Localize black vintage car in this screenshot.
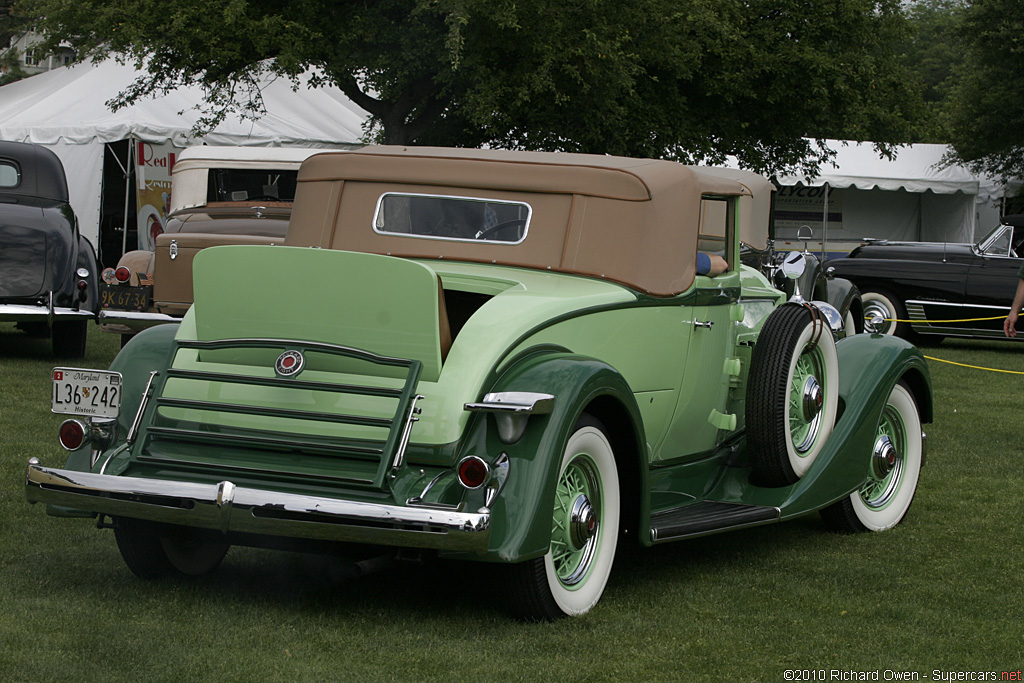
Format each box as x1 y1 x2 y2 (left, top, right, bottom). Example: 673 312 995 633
826 214 1024 342
0 140 98 357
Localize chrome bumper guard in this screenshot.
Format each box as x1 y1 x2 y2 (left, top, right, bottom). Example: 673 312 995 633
97 309 179 334
25 460 490 553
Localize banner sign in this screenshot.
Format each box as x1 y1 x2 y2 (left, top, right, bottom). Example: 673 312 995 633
134 141 182 251
773 185 843 237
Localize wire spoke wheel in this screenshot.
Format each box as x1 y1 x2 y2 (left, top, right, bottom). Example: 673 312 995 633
788 350 828 453
821 381 922 532
550 454 601 587
507 414 619 620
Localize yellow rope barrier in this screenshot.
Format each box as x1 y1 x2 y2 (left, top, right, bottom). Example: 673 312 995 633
923 355 1024 375
868 315 1023 374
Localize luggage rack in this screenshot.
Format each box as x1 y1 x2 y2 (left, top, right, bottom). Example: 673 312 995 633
132 338 424 490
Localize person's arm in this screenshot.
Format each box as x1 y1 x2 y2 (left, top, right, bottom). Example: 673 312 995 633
1005 278 1024 337
696 253 728 277
706 254 728 277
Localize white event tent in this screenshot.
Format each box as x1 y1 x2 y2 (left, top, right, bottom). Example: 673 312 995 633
0 58 369 250
770 140 1008 255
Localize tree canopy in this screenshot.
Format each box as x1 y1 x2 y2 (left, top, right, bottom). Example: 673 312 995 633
21 0 924 175
900 0 965 142
945 0 1024 180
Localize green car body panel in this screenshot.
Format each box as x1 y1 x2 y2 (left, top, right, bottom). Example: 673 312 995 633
27 146 933 617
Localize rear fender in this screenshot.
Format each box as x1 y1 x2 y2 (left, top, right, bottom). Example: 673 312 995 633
59 324 181 474
473 350 646 562
75 235 100 314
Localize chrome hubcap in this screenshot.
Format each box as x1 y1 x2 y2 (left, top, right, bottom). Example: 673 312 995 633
568 494 596 551
863 302 891 333
801 376 823 422
861 415 905 510
872 435 898 479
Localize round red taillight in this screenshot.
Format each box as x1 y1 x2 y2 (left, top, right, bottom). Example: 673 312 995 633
58 419 88 451
457 456 489 489
77 279 88 291
114 266 131 283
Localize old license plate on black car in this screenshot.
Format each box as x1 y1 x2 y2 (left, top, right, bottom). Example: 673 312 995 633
99 283 152 310
52 368 122 418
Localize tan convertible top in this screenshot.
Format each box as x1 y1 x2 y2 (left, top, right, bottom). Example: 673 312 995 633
287 146 770 296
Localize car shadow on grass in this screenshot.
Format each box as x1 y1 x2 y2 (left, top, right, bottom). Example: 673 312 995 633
0 322 54 359
37 512 842 622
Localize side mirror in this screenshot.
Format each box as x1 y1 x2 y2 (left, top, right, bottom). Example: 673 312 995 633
781 251 807 302
797 225 814 253
781 251 806 280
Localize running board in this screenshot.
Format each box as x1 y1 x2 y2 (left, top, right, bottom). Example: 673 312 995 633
650 501 780 543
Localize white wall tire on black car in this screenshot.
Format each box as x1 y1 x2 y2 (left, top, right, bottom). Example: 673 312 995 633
821 382 923 532
509 414 620 620
861 291 903 336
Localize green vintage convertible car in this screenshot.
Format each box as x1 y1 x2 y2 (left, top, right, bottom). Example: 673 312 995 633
28 147 930 620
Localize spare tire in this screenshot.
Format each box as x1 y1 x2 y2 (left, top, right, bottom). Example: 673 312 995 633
747 304 839 486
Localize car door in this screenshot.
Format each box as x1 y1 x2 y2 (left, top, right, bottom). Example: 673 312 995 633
658 298 735 460
963 225 1023 337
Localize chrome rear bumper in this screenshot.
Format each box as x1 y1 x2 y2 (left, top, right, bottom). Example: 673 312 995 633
97 309 179 335
0 303 95 322
25 460 490 553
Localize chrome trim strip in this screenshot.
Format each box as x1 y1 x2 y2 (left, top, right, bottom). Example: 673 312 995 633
407 471 462 511
485 452 510 509
98 443 128 475
98 310 179 326
25 462 490 552
127 371 159 445
905 299 1010 312
905 300 1010 337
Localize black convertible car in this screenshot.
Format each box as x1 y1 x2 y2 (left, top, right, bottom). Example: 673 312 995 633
0 140 98 357
826 215 1024 342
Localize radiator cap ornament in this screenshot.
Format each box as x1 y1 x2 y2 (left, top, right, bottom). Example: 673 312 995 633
275 350 305 377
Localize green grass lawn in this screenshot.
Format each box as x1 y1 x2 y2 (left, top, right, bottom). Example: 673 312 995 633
1 323 1022 682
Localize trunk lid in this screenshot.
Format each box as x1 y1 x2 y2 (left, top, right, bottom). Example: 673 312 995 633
129 245 446 490
0 199 64 298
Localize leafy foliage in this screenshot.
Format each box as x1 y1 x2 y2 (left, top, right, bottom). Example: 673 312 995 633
946 0 1024 179
20 0 924 175
2 0 44 85
0 47 28 86
900 0 966 142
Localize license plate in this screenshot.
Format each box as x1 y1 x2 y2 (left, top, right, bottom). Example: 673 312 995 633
52 368 123 418
100 284 152 310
